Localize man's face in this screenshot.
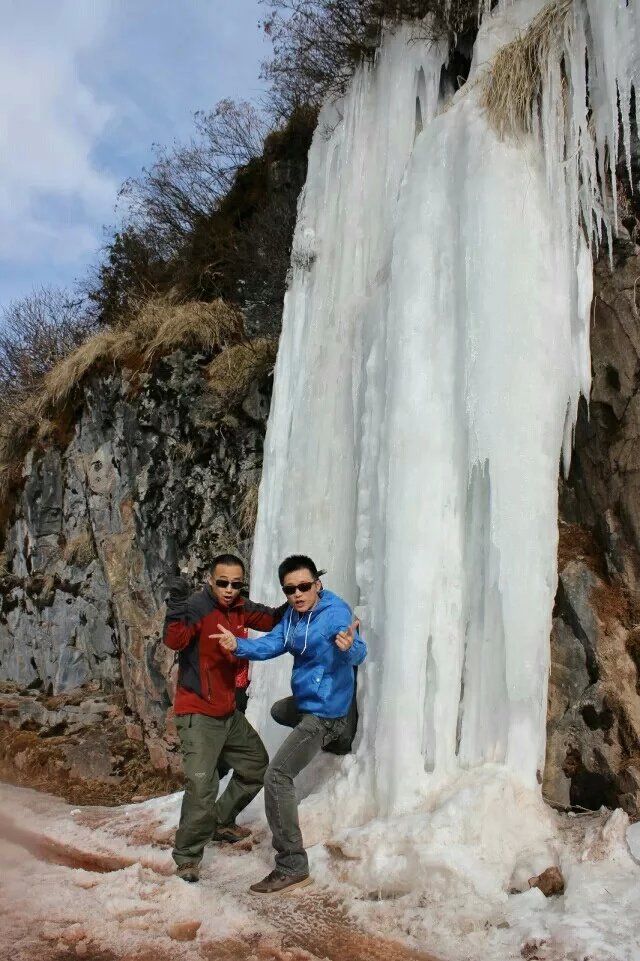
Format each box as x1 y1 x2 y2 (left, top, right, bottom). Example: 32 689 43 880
282 568 321 614
208 563 245 608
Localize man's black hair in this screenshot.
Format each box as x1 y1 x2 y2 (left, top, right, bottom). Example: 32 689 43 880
211 553 246 575
278 554 326 585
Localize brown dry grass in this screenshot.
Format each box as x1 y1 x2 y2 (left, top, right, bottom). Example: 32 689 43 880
0 296 247 522
41 330 135 408
481 0 573 138
63 529 96 568
40 297 244 411
238 482 260 536
138 297 244 361
205 336 277 409
557 521 606 577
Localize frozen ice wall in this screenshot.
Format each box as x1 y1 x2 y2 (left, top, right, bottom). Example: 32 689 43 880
247 0 639 844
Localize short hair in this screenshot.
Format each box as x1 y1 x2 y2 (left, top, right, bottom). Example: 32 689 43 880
278 554 326 585
211 553 245 575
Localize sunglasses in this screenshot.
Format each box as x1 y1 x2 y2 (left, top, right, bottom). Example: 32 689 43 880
282 580 317 596
214 578 245 590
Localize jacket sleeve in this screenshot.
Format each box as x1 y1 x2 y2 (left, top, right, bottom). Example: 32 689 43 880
235 615 288 661
340 631 367 666
243 599 289 632
163 619 198 652
162 592 203 652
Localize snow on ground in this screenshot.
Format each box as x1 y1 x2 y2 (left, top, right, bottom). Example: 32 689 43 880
1 782 639 961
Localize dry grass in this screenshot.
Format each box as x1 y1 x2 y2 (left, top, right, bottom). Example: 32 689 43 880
0 296 248 526
205 337 277 410
39 297 245 412
557 521 606 577
137 297 244 362
481 0 572 138
63 529 96 568
41 330 135 408
238 482 260 536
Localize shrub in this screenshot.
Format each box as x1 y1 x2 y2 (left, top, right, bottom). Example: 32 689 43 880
260 0 481 111
118 101 269 260
0 288 95 409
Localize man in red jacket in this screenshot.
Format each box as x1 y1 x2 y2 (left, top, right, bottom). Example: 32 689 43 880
163 553 285 882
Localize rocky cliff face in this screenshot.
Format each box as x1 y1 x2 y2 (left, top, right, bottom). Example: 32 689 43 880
0 348 271 787
546 245 640 817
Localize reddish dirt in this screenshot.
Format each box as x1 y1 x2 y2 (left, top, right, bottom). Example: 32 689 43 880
247 890 442 961
1 777 444 961
0 810 133 874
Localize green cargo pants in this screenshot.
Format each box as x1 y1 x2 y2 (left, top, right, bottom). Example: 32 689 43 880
172 711 268 867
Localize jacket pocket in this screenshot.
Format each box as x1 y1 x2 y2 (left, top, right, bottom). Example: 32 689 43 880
292 664 324 700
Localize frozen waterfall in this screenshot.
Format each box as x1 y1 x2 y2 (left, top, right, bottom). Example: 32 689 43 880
246 0 640 880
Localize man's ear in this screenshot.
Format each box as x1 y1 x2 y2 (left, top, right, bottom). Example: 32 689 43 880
317 579 323 591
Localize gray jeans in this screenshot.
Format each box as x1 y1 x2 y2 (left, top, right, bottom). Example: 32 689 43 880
266 697 346 876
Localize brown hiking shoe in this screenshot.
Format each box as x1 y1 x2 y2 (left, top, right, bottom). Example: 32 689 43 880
176 862 200 883
212 823 252 844
249 870 312 895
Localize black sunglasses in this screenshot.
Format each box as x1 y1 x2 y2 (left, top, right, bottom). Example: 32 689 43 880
214 578 245 590
282 580 317 596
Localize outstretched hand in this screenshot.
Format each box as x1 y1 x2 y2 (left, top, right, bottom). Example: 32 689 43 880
335 619 359 651
210 624 238 652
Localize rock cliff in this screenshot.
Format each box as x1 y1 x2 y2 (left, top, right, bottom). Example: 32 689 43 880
0 347 271 791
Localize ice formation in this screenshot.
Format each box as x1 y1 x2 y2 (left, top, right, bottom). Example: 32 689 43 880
246 0 640 888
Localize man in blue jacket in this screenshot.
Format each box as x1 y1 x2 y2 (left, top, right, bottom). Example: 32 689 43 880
214 554 367 895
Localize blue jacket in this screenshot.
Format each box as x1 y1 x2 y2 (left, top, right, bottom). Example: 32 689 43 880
234 590 367 718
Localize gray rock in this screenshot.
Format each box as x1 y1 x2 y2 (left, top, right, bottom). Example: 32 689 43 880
0 348 272 749
64 732 118 782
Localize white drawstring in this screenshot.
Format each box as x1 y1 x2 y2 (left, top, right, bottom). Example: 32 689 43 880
302 611 312 655
284 610 295 650
285 608 313 654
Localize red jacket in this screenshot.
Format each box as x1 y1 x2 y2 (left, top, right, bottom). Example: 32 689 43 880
163 586 285 717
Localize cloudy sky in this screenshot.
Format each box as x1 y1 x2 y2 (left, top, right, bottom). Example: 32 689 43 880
0 0 269 313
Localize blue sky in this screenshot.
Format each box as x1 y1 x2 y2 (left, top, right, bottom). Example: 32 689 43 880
0 0 269 313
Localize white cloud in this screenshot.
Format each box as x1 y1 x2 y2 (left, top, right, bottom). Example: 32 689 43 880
0 1 116 266
0 0 269 307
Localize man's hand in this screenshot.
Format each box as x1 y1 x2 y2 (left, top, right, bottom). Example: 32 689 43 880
335 619 359 652
166 574 190 605
211 624 238 653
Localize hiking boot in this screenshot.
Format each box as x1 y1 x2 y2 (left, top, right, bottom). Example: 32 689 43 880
249 870 312 895
176 862 200 883
212 823 252 844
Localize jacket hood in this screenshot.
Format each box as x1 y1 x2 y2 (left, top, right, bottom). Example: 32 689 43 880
292 589 342 619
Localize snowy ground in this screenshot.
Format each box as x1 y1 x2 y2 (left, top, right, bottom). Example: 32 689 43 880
1 782 639 961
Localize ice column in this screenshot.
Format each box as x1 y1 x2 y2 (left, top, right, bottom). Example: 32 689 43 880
247 0 636 823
